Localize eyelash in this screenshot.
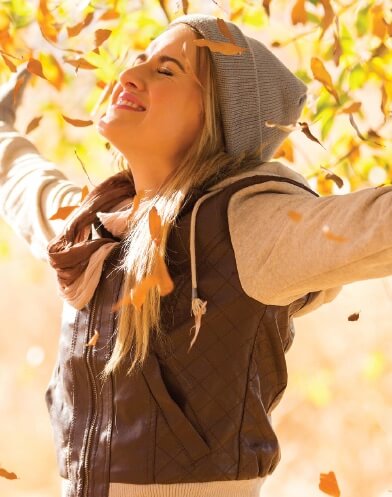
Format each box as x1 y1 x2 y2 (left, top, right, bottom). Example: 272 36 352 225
131 60 173 77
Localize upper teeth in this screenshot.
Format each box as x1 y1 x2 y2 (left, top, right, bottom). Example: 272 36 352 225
117 98 144 111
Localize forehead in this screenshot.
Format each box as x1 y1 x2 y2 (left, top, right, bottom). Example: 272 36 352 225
147 24 198 64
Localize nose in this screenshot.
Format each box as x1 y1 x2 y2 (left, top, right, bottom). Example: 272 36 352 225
118 64 146 92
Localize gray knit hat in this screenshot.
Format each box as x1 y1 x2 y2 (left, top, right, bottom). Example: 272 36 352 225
169 14 307 161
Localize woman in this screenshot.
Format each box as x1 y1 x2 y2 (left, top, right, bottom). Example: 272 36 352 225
1 12 392 497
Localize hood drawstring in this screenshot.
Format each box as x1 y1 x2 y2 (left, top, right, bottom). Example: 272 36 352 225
188 189 221 352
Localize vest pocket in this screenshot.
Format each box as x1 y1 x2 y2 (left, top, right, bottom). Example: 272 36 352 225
142 353 210 462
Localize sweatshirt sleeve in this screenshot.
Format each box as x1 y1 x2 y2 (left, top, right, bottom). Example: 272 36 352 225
0 121 82 261
227 175 392 316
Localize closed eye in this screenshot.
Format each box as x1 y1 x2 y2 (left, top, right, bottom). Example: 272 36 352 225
157 68 173 76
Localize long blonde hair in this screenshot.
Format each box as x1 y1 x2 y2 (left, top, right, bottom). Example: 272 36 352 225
100 24 264 380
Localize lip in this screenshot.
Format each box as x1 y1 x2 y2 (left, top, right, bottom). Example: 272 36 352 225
117 91 146 110
112 103 145 112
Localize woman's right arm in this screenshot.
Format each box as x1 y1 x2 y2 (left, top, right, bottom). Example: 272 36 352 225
0 120 82 261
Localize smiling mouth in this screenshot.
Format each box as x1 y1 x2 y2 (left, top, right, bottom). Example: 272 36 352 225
113 103 145 112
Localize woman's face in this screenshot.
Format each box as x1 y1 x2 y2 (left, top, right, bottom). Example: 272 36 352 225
98 24 204 169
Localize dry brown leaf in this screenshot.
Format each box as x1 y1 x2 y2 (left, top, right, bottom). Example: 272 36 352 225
291 0 307 25
0 467 18 480
27 58 47 80
311 57 340 104
321 166 344 189
193 39 247 56
263 0 272 16
1 53 16 72
298 122 326 149
216 18 235 45
49 205 78 220
61 114 93 127
319 471 341 497
348 114 367 141
348 312 360 321
181 0 189 15
319 0 335 38
322 224 348 243
86 329 99 347
94 29 112 48
287 210 302 222
67 11 94 38
25 115 43 134
149 207 162 246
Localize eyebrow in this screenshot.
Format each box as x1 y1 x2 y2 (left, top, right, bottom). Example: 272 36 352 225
133 53 186 73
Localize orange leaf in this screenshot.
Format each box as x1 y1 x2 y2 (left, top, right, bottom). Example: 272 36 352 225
94 29 112 48
66 11 94 38
291 0 307 25
86 329 99 347
319 471 341 497
273 138 294 162
49 205 78 220
287 210 302 222
322 225 348 243
37 0 59 44
193 39 247 56
339 101 362 114
311 57 340 104
25 115 43 134
131 275 156 310
321 166 344 189
63 57 97 70
153 251 174 296
61 114 93 127
148 207 162 246
99 10 120 21
80 185 89 201
112 293 133 312
0 467 18 480
1 53 16 72
348 312 360 321
216 18 235 45
27 58 47 80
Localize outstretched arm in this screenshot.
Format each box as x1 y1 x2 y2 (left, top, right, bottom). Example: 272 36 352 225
0 67 82 261
228 168 392 316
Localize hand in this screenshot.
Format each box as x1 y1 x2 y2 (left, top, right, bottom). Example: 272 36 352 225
0 62 32 126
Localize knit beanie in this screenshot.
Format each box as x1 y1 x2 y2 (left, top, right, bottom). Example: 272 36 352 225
169 14 307 161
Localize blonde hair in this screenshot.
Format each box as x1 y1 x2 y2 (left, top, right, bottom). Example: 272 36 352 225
100 24 264 381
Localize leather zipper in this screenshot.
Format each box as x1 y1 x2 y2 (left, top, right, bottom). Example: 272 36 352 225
81 290 99 497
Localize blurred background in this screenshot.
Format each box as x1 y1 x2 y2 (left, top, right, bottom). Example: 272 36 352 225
0 0 391 496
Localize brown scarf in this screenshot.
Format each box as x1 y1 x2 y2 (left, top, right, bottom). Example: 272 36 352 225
47 171 136 309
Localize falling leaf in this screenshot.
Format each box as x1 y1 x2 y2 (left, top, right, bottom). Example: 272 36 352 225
298 122 326 149
149 207 162 246
264 120 297 133
61 115 93 127
273 138 294 162
66 11 94 38
80 185 89 201
1 53 16 72
291 0 307 25
25 115 43 134
339 101 362 114
348 312 360 321
49 205 79 220
319 0 335 38
27 58 47 80
348 114 367 141
311 57 340 104
216 18 235 45
112 292 133 312
263 0 272 16
370 4 388 40
321 166 344 188
63 57 98 70
153 251 174 296
181 0 189 15
37 0 60 44
287 210 302 222
130 274 156 310
99 10 120 21
86 329 99 347
94 29 111 48
0 467 18 480
322 224 348 243
319 471 341 497
193 39 247 56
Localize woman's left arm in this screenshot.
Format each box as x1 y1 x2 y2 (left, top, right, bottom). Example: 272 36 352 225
228 179 392 314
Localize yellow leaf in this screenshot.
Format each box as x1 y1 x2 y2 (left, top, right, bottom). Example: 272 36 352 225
63 57 98 70
311 57 340 104
273 138 294 162
319 471 340 497
1 53 16 72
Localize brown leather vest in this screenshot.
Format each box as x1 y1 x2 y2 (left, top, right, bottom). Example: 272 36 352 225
44 174 319 497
